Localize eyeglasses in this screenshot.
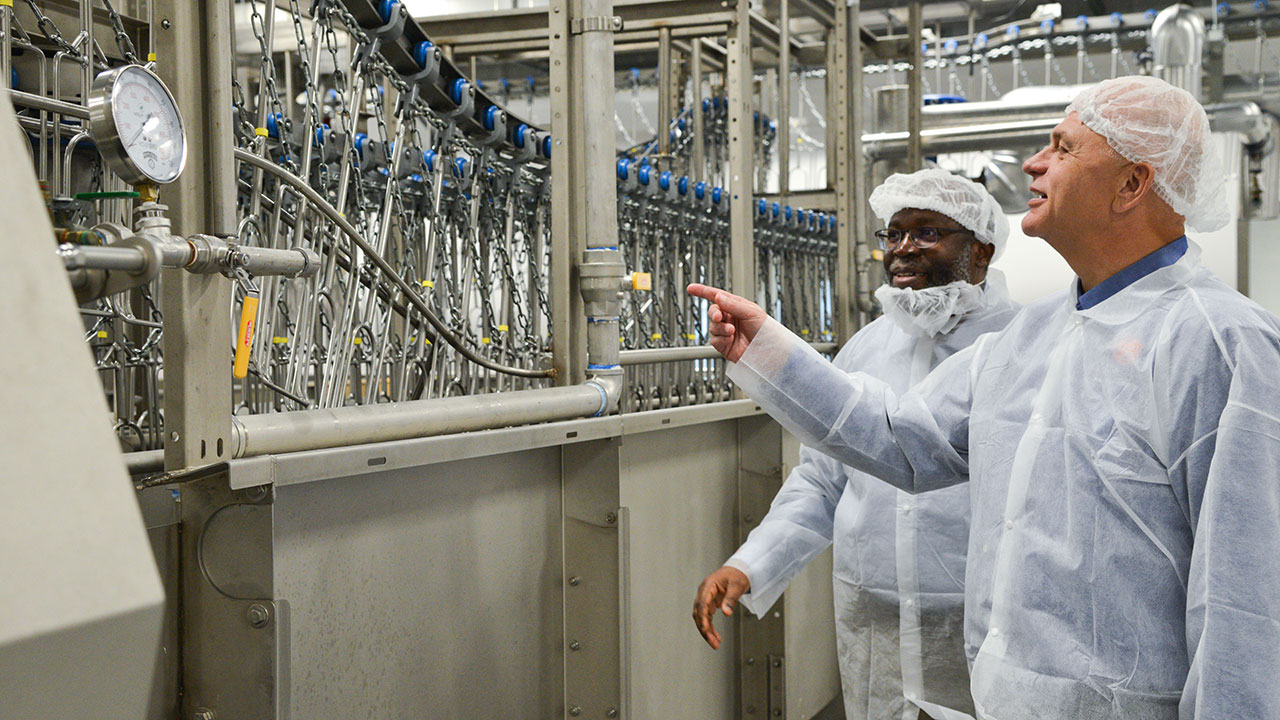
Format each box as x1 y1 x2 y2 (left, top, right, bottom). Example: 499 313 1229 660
874 226 973 251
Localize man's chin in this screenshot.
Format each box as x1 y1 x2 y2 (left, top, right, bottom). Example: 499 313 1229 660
1020 214 1046 238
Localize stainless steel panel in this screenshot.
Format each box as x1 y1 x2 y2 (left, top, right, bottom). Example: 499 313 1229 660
272 449 564 719
779 430 841 719
620 420 742 720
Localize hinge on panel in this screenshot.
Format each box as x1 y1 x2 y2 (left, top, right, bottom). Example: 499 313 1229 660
570 15 623 34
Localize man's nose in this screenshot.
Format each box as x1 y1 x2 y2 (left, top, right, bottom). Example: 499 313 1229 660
891 238 922 258
1023 147 1047 176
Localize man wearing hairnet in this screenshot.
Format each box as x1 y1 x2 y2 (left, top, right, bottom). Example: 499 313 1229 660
688 75 1280 718
692 169 1019 720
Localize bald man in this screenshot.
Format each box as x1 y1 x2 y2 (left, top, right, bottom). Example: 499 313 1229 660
689 76 1280 718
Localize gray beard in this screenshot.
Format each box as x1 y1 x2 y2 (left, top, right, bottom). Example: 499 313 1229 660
946 243 974 284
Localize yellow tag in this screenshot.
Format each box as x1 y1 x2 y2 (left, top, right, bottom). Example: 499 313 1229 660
871 249 885 261
0 1 14 7
352 337 362 344
424 338 432 345
147 52 157 62
620 336 626 343
421 280 434 288
254 127 270 137
684 333 697 340
96 330 108 339
272 336 289 344
497 324 509 332
481 337 491 344
801 329 810 335
233 293 260 380
631 272 652 291
650 333 662 341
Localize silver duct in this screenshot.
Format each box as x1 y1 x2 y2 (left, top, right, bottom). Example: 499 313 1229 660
1151 4 1206 100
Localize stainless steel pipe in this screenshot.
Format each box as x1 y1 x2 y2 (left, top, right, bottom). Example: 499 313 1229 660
60 234 320 278
863 118 1061 160
619 342 839 365
61 244 149 272
866 101 1275 160
231 383 612 457
7 89 91 119
920 98 1073 129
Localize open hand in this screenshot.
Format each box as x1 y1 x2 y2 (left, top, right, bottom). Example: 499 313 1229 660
692 565 751 650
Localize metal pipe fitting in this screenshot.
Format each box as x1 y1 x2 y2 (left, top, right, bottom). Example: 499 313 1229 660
1207 101 1273 151
585 372 624 417
1151 4 1206 100
183 234 320 279
579 246 626 373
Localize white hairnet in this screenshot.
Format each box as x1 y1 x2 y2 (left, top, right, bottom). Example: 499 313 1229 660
868 168 1010 261
1067 75 1230 233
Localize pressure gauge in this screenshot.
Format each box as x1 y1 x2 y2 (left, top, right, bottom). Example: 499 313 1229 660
88 65 187 186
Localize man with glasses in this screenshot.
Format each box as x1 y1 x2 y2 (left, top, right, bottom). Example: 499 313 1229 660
693 168 1018 720
689 75 1280 718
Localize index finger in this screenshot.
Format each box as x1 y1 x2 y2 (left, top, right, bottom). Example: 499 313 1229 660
686 283 724 303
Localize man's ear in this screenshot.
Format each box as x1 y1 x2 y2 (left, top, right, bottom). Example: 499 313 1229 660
1113 162 1157 214
972 239 995 271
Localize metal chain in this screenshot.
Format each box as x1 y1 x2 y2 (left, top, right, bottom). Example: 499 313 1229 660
23 0 81 56
99 0 140 65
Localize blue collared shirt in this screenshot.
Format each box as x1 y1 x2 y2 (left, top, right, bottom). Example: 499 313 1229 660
1076 236 1188 311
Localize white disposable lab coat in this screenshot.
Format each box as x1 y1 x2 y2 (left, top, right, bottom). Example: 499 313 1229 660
727 242 1280 719
727 272 1018 720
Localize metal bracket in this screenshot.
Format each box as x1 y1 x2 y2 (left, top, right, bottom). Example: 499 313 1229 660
767 654 787 718
570 15 623 34
179 471 282 719
868 35 912 60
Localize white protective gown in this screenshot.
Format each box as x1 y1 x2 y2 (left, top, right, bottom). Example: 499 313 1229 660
726 242 1280 719
726 273 1018 720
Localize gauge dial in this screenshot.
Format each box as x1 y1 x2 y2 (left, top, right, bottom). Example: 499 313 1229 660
88 65 188 186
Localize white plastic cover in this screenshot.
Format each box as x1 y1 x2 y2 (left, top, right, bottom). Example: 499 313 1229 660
727 276 1018 720
874 270 1006 338
726 241 1280 718
868 167 1011 261
1067 75 1230 232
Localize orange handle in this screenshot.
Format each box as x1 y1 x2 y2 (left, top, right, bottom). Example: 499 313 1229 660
233 292 260 379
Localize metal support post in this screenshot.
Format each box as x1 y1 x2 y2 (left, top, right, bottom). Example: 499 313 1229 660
726 0 754 299
850 0 871 321
824 27 839 192
549 0 585 384
907 0 924 171
658 26 673 169
691 39 705 183
778 0 791 197
153 0 236 471
562 438 628 720
832 0 863 339
1 2 11 90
